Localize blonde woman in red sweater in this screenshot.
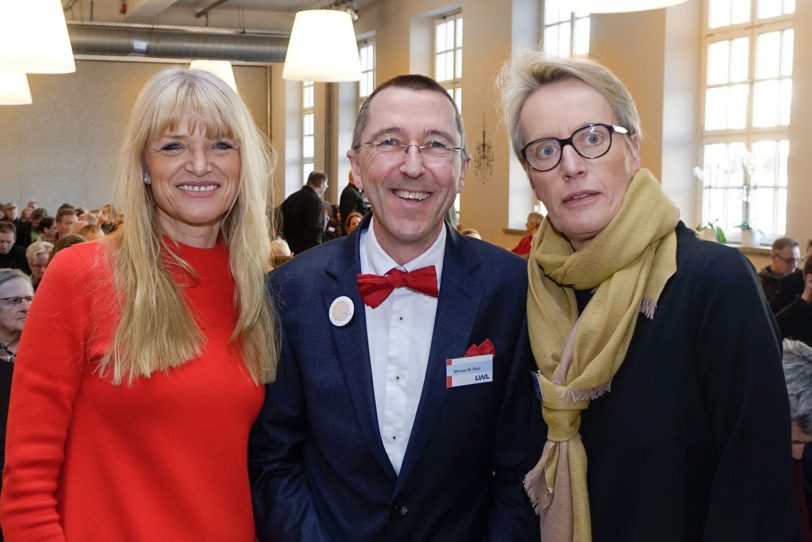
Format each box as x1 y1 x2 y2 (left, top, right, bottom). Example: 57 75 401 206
0 68 278 541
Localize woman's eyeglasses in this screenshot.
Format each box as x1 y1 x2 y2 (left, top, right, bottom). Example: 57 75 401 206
521 123 629 172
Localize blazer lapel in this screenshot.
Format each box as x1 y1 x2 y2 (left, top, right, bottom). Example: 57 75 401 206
324 224 397 480
395 228 483 491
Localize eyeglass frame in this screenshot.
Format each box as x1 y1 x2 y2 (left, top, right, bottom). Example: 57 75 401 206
359 138 464 161
0 296 33 308
773 254 803 266
520 123 630 173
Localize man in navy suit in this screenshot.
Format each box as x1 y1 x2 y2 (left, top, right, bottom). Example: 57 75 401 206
250 74 535 541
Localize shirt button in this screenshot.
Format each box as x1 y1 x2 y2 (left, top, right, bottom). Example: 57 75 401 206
394 503 408 517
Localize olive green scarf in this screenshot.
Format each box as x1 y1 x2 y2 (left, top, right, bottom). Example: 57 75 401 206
524 169 680 541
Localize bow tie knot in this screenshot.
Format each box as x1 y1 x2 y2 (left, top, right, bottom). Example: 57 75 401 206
357 266 438 308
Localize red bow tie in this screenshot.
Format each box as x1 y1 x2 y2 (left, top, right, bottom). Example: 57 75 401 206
357 266 439 308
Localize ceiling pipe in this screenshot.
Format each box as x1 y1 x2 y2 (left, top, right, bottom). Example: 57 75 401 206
66 21 289 63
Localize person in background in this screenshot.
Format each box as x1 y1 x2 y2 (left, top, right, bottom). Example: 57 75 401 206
0 67 278 540
28 209 46 244
34 216 57 244
279 170 328 255
0 269 33 513
781 339 812 541
269 238 292 269
343 210 363 235
14 206 32 249
760 236 805 314
460 227 483 240
322 202 342 242
250 74 534 541
511 211 543 257
0 224 30 275
24 241 52 291
53 207 77 241
777 256 812 346
339 170 371 227
499 51 795 541
78 223 104 241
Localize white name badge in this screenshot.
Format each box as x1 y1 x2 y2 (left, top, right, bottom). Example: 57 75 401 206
445 354 494 388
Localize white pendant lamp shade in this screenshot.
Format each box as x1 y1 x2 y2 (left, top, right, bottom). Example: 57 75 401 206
0 71 32 105
569 0 688 13
190 60 239 93
0 0 76 73
283 10 362 82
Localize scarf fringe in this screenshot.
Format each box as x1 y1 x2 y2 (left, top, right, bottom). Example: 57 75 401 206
563 380 612 403
641 297 657 319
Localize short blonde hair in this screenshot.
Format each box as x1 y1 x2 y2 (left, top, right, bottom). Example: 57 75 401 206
498 51 641 163
107 67 278 385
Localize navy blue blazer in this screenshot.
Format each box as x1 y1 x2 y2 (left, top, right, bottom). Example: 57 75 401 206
249 220 535 541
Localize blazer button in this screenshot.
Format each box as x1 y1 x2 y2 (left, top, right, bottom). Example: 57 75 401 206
394 503 408 517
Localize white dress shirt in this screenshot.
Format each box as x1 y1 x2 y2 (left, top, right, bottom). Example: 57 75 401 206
359 219 445 474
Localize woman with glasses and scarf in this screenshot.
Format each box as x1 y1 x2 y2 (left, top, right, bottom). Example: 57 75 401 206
0 68 278 540
499 51 796 541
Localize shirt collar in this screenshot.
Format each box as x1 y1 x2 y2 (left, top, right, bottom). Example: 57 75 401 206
360 218 446 282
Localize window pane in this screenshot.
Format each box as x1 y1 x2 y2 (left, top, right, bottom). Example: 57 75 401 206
756 31 780 79
435 23 446 52
753 80 779 127
303 113 313 135
456 18 463 48
731 0 750 24
455 49 463 79
709 0 731 28
727 83 748 129
558 22 572 57
704 87 728 130
757 0 780 19
544 26 560 55
729 37 749 82
750 187 773 230
707 41 730 84
573 17 590 56
303 82 314 108
751 140 776 186
779 79 792 125
545 0 565 24
446 21 455 50
303 162 314 184
303 135 314 159
781 29 794 76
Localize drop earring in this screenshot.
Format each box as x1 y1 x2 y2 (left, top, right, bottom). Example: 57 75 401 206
143 173 151 185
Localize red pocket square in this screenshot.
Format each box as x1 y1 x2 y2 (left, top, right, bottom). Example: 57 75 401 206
464 339 495 357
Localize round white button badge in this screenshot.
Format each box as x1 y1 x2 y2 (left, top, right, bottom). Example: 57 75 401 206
329 296 354 327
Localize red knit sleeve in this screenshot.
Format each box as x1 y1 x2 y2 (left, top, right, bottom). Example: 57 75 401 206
0 243 108 540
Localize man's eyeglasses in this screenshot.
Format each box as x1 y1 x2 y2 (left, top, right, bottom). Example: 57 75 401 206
774 255 803 266
0 296 33 308
521 123 630 172
361 138 463 163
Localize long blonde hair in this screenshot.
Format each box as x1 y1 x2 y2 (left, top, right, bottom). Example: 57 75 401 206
104 67 277 386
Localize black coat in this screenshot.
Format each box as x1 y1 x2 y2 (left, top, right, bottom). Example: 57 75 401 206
280 185 325 255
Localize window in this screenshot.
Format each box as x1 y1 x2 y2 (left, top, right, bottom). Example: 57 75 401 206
699 0 794 239
543 1 590 57
434 13 462 107
358 40 375 104
434 12 462 222
302 80 315 184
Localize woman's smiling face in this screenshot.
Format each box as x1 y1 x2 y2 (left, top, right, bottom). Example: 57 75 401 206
143 112 241 247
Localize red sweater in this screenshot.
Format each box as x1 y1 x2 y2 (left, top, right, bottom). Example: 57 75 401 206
0 240 264 541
